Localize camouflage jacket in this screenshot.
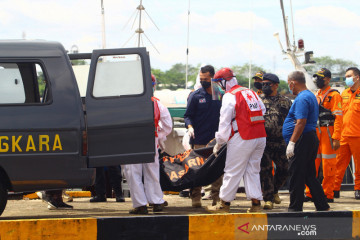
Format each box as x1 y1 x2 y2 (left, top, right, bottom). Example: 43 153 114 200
260 94 292 141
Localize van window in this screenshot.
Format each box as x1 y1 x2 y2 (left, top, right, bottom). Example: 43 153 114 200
92 54 144 98
0 62 50 104
72 63 90 97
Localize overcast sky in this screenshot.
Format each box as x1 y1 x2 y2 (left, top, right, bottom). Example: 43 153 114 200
1 0 360 80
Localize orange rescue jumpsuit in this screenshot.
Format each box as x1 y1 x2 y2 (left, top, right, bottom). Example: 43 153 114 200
334 87 360 191
305 86 342 199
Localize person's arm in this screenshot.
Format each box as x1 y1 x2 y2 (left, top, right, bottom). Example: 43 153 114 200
184 92 196 128
286 96 309 159
331 93 343 150
215 93 235 145
289 119 307 143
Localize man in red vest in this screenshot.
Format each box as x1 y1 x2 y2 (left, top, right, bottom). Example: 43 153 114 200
206 68 267 213
123 74 173 214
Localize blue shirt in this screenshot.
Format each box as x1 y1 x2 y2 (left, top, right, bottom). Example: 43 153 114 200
184 88 222 145
282 90 318 144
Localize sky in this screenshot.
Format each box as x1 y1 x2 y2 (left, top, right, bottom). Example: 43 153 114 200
1 0 360 80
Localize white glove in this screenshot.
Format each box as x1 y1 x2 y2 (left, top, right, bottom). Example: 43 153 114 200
159 141 166 153
213 143 222 157
286 141 295 159
188 127 195 139
182 133 191 151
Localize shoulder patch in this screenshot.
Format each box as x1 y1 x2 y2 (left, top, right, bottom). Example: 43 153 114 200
199 98 206 103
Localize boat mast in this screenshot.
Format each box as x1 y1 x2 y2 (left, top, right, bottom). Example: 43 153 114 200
277 0 316 91
185 0 190 89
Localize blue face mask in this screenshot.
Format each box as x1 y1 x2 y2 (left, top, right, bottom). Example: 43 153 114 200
346 77 354 87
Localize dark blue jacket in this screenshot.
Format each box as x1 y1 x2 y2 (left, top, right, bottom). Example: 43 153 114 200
184 88 221 145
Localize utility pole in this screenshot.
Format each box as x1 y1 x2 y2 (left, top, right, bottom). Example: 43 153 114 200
101 0 106 49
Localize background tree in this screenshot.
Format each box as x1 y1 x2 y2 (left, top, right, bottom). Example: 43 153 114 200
230 63 267 88
71 59 87 65
152 63 198 90
304 56 358 77
153 62 291 94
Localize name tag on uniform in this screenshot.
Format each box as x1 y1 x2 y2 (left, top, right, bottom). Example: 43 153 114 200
199 98 206 103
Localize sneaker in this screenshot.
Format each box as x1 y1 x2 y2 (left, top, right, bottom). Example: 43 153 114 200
48 201 73 210
115 196 125 202
334 190 340 198
129 206 148 214
263 201 273 210
205 200 230 213
153 204 163 212
90 196 107 202
273 193 281 204
355 190 360 200
179 190 190 198
62 191 73 202
247 203 261 213
192 199 202 208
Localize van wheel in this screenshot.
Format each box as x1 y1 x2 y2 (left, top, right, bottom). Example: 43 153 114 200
0 181 7 216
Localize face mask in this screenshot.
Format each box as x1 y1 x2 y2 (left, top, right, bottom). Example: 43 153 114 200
346 77 354 87
200 81 211 89
315 78 325 89
262 85 273 95
254 82 262 90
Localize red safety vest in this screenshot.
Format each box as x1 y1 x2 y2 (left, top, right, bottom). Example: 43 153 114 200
228 85 266 140
151 97 160 137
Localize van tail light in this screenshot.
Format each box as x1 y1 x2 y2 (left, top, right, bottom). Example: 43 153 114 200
82 131 88 156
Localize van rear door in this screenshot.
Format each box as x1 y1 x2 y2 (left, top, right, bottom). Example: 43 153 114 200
85 48 155 167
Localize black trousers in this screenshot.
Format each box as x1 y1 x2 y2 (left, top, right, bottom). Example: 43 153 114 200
288 131 329 211
95 166 123 197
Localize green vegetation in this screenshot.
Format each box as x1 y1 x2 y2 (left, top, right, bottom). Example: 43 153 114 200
304 56 358 77
152 63 290 94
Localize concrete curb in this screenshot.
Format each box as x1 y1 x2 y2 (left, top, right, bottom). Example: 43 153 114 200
0 211 359 239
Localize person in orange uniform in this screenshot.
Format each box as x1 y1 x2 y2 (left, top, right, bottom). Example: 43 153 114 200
334 67 360 200
253 71 266 95
304 68 342 203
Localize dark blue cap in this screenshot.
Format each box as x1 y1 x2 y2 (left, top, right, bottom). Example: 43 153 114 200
263 73 280 83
